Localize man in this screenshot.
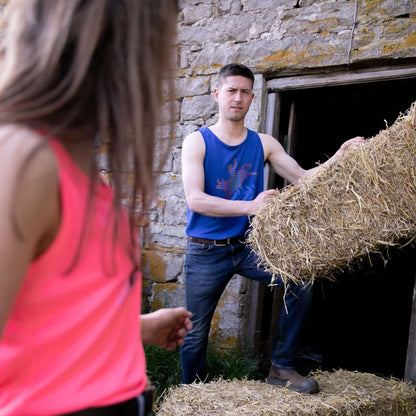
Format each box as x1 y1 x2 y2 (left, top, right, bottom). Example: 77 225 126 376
180 63 363 394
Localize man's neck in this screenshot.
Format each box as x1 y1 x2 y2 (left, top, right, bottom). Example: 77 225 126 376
210 120 247 145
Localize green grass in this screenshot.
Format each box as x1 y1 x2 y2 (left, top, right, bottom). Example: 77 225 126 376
144 343 265 401
144 345 182 399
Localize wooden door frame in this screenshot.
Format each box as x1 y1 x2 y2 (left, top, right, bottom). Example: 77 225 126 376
246 63 416 383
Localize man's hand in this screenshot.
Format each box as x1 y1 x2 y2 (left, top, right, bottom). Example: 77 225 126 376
141 307 193 351
249 189 277 214
336 136 365 158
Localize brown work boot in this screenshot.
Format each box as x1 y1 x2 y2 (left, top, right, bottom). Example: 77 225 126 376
267 365 320 394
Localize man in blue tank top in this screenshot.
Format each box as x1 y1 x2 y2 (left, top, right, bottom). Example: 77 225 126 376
180 63 363 394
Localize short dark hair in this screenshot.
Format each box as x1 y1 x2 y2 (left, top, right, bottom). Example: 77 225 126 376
217 63 255 88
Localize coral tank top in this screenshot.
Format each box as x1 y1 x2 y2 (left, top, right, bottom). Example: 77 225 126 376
0 139 147 415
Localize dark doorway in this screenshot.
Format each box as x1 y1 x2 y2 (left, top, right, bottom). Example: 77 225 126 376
261 75 416 380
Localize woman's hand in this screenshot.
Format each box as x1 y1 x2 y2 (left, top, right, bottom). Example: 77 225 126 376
141 307 193 351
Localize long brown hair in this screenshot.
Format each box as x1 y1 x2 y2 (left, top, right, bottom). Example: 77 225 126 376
0 0 178 216
0 0 178 262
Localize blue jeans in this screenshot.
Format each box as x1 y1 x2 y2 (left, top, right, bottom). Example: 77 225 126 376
180 239 313 384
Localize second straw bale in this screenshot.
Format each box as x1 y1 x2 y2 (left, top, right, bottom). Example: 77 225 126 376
248 102 416 285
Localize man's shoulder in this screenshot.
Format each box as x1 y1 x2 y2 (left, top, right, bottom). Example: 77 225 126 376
184 129 204 143
256 132 285 160
246 129 267 139
249 131 272 147
182 129 206 156
255 131 271 139
256 132 277 144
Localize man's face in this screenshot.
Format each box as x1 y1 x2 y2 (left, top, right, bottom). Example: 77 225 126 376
214 75 254 122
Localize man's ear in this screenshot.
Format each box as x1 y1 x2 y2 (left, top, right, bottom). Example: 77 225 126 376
213 88 219 102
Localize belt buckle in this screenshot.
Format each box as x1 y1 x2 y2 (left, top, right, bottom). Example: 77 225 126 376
214 238 230 247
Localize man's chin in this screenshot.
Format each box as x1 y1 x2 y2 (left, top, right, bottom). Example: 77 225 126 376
227 114 246 122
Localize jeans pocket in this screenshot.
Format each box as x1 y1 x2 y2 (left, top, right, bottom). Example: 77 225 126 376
187 241 211 252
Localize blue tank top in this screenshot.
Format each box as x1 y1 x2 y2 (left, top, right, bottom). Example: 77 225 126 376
186 127 264 239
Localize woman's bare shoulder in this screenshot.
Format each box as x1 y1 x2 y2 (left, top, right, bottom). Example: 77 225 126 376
0 124 57 176
0 124 60 243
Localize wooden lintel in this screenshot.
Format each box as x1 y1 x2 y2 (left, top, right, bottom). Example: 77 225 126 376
267 66 416 91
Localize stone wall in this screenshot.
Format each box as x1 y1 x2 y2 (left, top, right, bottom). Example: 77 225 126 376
141 0 416 349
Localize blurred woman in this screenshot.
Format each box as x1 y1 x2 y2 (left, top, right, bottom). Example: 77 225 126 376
0 1 191 415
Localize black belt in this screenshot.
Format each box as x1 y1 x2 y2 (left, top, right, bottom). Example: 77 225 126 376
60 388 154 416
188 235 245 246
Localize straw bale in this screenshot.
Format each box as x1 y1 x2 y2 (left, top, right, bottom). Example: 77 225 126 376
156 370 416 416
247 102 416 285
